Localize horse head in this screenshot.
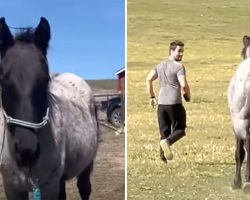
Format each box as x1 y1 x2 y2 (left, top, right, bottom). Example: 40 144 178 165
242 35 250 59
0 17 51 167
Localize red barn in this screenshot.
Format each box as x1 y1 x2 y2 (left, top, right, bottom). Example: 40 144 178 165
115 67 125 94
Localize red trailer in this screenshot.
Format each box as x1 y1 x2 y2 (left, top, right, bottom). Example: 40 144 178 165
106 67 125 127
115 67 125 93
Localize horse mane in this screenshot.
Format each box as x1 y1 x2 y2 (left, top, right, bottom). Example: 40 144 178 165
12 24 50 56
14 28 35 44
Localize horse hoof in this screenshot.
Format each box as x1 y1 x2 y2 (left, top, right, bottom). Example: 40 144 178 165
232 180 241 189
243 182 250 193
232 184 241 190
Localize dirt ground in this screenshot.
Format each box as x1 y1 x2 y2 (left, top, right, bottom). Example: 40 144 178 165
0 104 125 199
66 125 125 200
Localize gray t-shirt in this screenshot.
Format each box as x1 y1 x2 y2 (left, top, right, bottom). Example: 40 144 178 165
155 59 185 105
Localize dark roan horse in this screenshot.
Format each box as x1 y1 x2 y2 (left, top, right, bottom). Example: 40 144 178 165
0 17 99 199
228 35 250 192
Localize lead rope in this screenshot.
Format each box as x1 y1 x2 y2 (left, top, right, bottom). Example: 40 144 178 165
28 179 41 200
0 116 6 168
28 177 41 200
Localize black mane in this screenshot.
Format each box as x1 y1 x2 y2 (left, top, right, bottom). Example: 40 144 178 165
14 28 35 44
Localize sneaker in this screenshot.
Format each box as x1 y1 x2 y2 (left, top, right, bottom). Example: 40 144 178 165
160 139 173 160
159 144 167 163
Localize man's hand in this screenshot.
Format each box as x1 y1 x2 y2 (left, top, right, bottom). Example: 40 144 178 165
183 93 190 102
149 97 157 108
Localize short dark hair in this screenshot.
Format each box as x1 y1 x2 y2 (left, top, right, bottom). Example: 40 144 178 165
169 40 184 55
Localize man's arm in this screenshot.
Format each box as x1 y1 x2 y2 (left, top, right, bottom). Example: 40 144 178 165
146 69 158 98
178 74 191 102
146 69 158 108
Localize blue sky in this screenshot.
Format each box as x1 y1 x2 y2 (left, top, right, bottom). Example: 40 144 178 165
0 0 125 80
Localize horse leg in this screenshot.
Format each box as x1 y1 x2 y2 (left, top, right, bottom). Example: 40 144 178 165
40 179 60 200
2 178 28 200
5 191 28 200
243 132 250 193
232 137 245 189
4 190 28 200
77 161 93 200
58 176 66 200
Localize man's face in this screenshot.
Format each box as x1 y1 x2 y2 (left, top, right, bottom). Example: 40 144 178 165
171 45 184 61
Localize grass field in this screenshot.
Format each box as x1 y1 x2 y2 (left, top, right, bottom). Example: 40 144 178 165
127 0 250 199
86 79 117 90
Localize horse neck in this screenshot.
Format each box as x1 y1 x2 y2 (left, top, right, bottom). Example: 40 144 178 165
245 46 250 59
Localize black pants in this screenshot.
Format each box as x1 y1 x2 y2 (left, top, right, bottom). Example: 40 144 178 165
157 104 186 145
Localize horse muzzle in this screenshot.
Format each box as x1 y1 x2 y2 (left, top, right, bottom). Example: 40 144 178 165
15 142 40 167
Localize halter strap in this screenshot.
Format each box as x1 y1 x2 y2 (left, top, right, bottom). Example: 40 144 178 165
3 108 50 129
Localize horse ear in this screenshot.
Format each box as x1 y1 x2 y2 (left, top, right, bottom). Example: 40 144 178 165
0 17 14 57
34 17 51 55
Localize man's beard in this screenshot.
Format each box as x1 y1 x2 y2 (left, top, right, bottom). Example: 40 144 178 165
175 56 182 61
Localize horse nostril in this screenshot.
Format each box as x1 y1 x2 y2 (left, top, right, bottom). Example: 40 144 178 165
14 142 40 167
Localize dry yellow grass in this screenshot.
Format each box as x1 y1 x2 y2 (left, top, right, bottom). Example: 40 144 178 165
128 0 250 199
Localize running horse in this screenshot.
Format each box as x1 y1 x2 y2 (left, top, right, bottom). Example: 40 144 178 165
228 35 250 192
0 17 98 199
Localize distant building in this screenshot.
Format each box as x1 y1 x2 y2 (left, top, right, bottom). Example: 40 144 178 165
115 67 125 94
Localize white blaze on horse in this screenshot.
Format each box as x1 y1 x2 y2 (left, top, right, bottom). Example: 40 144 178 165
228 35 250 192
0 17 99 199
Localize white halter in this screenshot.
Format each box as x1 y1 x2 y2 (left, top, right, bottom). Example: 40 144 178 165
2 107 50 129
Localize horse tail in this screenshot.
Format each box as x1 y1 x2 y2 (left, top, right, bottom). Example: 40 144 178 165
91 97 100 146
